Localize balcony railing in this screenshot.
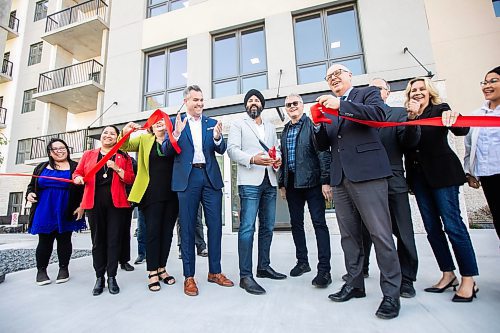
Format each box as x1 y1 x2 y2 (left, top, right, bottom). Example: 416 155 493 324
45 0 108 33
38 60 103 93
0 107 6 125
8 15 19 32
1 59 13 77
30 129 98 160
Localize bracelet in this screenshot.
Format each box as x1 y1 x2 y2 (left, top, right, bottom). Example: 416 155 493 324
116 168 123 173
251 156 255 165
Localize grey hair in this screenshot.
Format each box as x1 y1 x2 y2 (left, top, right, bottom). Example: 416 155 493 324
371 77 391 91
285 93 303 103
183 85 203 99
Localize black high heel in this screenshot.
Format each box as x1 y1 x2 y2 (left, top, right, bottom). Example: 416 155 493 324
424 277 459 293
148 272 161 292
452 283 479 303
158 268 176 285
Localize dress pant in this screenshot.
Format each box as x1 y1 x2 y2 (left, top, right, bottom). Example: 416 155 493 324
136 209 147 258
238 173 276 278
480 174 500 239
142 199 178 271
86 185 126 278
120 208 133 264
36 231 72 269
285 173 331 273
177 204 207 252
333 177 401 299
177 167 223 277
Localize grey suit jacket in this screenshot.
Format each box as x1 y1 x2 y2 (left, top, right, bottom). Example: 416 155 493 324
227 114 280 186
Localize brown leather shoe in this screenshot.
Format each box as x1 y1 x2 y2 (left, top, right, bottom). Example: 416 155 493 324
184 277 198 296
208 273 234 287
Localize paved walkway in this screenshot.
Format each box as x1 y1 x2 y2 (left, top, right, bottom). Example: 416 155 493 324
0 230 499 333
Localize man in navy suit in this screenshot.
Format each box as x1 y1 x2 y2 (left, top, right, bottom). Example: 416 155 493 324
314 65 401 319
163 85 234 296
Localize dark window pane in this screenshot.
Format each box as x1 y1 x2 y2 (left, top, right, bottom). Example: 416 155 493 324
331 57 364 75
241 28 267 74
241 75 267 94
145 94 165 110
213 34 237 80
326 9 361 59
294 14 325 64
167 90 184 107
213 80 238 98
149 5 168 17
147 53 165 93
298 63 327 84
168 47 187 88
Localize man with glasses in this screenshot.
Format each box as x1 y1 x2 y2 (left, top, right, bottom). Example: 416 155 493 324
227 89 286 295
313 64 402 319
278 93 332 288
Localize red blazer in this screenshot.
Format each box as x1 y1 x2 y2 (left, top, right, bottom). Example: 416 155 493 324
73 149 135 209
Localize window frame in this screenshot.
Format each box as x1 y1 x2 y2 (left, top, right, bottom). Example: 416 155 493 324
142 44 187 111
211 25 269 99
146 0 189 18
34 0 48 22
293 4 365 85
7 192 23 216
22 89 37 114
28 42 43 66
16 139 32 164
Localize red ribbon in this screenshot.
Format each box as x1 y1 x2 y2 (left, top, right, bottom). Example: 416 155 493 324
0 173 73 183
310 103 500 128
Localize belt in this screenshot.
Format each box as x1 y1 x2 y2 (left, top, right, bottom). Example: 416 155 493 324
192 163 206 169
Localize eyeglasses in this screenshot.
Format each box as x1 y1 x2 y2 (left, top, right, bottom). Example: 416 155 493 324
285 101 302 108
50 147 67 152
324 69 349 82
480 78 499 87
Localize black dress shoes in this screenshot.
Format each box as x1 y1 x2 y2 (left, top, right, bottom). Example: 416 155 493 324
312 271 332 288
375 296 400 319
120 262 135 271
256 267 287 280
400 279 416 298
107 277 120 295
239 276 266 295
92 277 105 296
328 283 366 302
290 262 311 277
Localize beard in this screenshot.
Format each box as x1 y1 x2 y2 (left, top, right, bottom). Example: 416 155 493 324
246 104 263 119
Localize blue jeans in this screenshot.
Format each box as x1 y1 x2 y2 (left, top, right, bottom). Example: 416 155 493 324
238 174 277 278
412 172 478 276
137 209 146 258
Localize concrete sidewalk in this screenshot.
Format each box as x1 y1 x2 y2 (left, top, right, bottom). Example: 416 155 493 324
0 230 499 333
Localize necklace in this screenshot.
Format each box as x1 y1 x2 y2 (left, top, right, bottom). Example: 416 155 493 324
102 164 109 178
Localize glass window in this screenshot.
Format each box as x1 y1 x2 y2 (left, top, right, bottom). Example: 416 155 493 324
147 0 189 18
22 89 37 114
293 5 365 84
28 42 43 66
16 139 32 164
143 45 187 110
7 192 23 215
34 0 48 22
212 26 268 98
494 0 500 17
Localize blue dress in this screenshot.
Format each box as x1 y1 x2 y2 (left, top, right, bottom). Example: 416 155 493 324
29 168 86 234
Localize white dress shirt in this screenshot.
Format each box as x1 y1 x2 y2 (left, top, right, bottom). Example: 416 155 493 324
474 101 500 177
187 114 205 164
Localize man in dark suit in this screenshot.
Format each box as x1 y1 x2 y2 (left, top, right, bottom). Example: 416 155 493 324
163 85 234 296
314 65 401 319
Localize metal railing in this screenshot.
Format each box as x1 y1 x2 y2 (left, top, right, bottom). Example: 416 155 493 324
0 107 6 125
38 59 103 93
45 0 108 33
30 129 99 160
1 59 13 77
8 14 19 33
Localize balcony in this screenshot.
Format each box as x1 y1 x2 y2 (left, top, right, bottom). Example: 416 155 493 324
26 129 99 165
0 107 6 128
41 0 109 61
0 59 13 83
34 60 104 114
6 15 20 39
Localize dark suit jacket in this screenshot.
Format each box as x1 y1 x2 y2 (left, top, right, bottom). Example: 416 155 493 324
315 86 392 186
379 106 421 194
163 115 226 192
405 103 469 189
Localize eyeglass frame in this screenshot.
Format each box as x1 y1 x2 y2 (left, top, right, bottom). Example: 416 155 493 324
50 147 68 152
285 101 303 108
324 69 350 82
480 78 499 87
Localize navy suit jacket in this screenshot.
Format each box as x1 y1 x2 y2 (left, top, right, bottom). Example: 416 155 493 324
315 86 392 186
162 115 227 192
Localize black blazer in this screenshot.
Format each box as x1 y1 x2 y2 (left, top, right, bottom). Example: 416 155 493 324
315 86 392 186
405 103 469 189
26 160 84 230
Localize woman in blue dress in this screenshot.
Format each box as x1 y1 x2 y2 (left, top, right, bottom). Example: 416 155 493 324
26 138 86 286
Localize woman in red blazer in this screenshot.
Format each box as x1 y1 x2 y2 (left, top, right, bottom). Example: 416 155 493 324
73 125 135 296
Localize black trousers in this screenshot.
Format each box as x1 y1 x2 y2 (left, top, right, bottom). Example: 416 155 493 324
362 192 419 281
143 199 179 271
87 186 127 278
481 174 500 239
36 231 72 269
120 208 133 264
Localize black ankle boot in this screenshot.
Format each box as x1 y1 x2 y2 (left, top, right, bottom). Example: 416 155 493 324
92 277 105 296
107 276 120 295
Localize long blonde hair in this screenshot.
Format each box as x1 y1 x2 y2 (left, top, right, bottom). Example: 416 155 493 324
404 77 442 109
